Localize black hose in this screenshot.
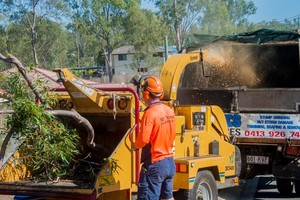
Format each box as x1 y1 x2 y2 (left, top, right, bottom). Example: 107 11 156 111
48 109 106 151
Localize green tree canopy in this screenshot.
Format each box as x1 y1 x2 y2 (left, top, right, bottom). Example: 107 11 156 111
0 0 69 66
68 0 139 82
153 0 206 52
124 5 167 71
151 0 257 50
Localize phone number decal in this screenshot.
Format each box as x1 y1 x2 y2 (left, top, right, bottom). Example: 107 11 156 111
225 113 300 139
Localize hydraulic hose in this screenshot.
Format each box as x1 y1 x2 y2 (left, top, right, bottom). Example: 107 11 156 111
48 109 106 150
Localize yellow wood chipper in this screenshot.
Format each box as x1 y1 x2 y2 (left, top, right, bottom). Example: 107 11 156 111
0 51 240 200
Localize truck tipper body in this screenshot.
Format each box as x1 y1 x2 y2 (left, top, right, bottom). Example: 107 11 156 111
175 29 300 195
0 56 240 200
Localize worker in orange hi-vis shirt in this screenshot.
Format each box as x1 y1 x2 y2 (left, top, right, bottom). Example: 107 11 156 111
133 76 176 200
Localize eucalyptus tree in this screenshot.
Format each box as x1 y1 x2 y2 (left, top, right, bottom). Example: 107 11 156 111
4 20 73 68
152 0 206 52
0 0 69 66
0 27 7 62
200 1 233 34
37 20 76 69
200 0 257 34
6 22 32 65
0 53 80 181
68 0 139 82
151 0 257 51
66 19 103 68
0 6 12 67
124 5 167 72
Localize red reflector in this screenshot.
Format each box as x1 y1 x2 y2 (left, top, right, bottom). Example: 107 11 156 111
175 164 180 172
286 146 298 156
126 189 130 199
107 99 114 109
118 100 127 110
175 163 188 173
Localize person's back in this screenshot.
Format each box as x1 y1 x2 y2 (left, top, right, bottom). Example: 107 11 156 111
139 102 175 164
133 76 176 200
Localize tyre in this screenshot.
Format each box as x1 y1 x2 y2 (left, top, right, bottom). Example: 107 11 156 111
173 189 191 199
193 170 218 200
276 178 293 196
173 170 218 200
295 180 300 196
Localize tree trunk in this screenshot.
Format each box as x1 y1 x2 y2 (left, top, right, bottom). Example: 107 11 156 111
4 30 11 69
0 53 42 102
75 33 80 67
31 27 39 66
105 38 113 82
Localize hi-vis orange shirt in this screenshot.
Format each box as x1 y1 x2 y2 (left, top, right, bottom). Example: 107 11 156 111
134 102 175 164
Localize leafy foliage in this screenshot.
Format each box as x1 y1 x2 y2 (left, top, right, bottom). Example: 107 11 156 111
0 0 70 66
124 6 166 71
154 0 206 51
0 72 79 181
199 0 257 35
5 19 75 69
0 0 299 72
66 20 102 68
103 158 122 175
68 0 141 81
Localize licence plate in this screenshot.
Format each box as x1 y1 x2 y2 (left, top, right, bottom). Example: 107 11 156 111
246 155 269 164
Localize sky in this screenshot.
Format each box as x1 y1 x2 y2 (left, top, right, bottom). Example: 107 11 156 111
141 0 300 23
249 0 300 22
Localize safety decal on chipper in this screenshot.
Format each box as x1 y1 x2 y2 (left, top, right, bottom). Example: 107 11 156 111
71 78 95 97
219 173 225 178
224 152 235 171
226 113 300 140
189 178 195 183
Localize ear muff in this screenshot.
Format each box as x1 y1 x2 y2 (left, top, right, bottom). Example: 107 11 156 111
142 90 150 101
141 80 150 101
142 88 164 101
141 77 163 101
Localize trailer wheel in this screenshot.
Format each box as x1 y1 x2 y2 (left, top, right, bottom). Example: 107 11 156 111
193 170 218 200
295 180 300 196
173 170 218 200
173 189 191 199
277 178 293 195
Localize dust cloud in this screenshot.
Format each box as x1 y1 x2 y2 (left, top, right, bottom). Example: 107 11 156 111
182 41 299 89
204 41 261 88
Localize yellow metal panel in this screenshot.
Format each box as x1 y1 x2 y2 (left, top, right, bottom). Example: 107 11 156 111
173 172 191 190
160 53 201 100
174 155 226 190
210 105 230 140
175 115 185 134
95 129 137 198
174 130 198 158
173 105 237 191
175 106 203 130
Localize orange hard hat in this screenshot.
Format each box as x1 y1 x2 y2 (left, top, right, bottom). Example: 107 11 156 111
141 76 164 99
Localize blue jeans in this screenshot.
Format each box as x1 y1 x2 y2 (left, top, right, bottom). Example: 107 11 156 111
137 157 175 200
